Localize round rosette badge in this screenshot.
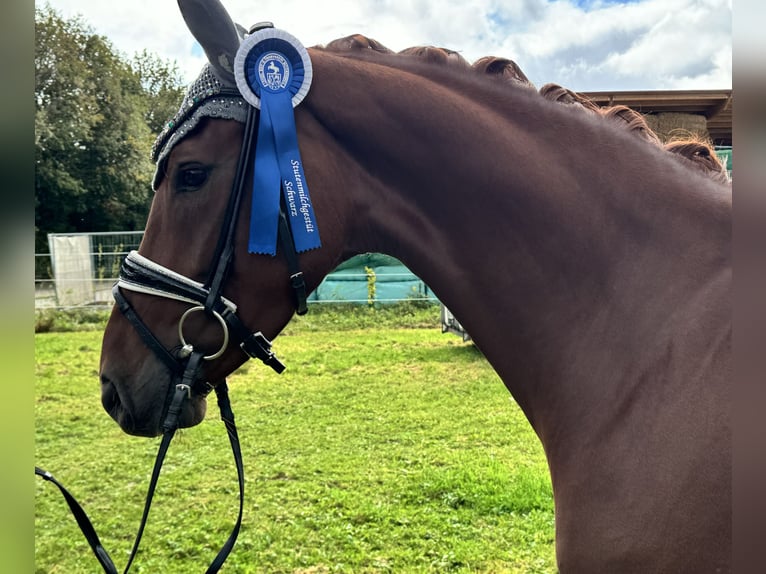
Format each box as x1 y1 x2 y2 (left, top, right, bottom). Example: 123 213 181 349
233 27 320 256
234 27 313 109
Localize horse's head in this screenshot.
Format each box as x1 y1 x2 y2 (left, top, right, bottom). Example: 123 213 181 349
99 0 349 437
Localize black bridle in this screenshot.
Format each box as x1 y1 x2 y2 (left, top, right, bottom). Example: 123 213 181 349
115 99 307 375
37 88 311 572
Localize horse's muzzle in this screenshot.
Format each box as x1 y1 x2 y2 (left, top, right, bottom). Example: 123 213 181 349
100 373 207 437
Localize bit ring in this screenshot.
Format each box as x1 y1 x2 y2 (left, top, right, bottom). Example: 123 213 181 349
178 306 229 361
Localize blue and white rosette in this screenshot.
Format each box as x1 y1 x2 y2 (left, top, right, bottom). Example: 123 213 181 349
234 28 320 255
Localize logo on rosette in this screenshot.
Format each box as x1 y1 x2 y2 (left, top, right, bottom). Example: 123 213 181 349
258 52 290 92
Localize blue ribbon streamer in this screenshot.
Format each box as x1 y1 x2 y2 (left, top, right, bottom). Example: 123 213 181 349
247 58 320 255
248 94 281 255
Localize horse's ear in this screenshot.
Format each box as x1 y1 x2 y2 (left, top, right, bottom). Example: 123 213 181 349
177 0 241 86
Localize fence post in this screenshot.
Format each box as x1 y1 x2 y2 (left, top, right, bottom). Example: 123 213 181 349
364 266 377 307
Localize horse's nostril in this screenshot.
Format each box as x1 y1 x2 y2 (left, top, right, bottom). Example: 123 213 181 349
100 375 121 411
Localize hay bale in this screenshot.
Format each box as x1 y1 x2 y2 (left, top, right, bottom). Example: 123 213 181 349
644 112 709 143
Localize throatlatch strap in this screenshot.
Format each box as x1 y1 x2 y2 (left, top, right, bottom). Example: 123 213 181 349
278 207 308 315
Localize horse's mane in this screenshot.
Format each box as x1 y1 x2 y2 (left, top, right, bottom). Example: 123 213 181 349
321 35 533 86
316 34 728 185
535 84 729 184
322 33 394 55
471 56 535 89
538 82 601 113
598 104 663 146
664 138 730 184
399 45 471 69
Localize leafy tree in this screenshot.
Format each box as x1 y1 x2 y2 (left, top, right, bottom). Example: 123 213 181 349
35 5 184 253
132 50 186 135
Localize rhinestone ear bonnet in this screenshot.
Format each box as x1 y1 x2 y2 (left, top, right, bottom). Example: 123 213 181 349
151 65 248 190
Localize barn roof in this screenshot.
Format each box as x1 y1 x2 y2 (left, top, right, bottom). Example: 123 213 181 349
581 89 732 146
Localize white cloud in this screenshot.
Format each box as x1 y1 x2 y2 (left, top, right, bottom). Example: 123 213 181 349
597 0 732 87
37 0 731 91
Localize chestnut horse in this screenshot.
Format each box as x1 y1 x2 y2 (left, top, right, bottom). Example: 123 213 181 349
99 1 731 571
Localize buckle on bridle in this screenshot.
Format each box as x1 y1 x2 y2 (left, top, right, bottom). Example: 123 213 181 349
177 344 194 359
290 271 308 316
240 331 286 373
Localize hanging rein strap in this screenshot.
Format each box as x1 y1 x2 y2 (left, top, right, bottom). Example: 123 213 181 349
36 377 244 574
35 467 118 573
124 372 246 574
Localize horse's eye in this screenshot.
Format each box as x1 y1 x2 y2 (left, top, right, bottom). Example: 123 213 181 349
175 165 210 192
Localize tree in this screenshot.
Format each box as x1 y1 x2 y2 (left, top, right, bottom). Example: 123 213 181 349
132 50 186 135
35 6 184 252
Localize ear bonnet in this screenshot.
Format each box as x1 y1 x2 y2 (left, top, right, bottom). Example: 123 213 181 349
150 0 259 189
150 65 248 189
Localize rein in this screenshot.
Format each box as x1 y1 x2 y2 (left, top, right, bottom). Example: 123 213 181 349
36 380 242 574
37 87 310 572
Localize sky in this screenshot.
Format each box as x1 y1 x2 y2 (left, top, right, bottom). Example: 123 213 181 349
38 0 732 92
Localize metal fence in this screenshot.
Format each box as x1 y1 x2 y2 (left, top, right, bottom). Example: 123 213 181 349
35 231 439 310
36 232 144 309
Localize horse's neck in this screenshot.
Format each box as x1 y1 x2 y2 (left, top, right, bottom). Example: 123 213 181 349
305 51 731 439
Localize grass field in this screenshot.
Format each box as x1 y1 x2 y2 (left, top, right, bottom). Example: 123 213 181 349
35 305 556 573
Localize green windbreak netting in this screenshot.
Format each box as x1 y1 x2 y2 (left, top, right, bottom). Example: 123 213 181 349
310 253 435 304
715 146 732 178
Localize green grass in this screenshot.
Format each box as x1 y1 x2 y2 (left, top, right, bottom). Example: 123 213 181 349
35 307 555 573
34 302 441 334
